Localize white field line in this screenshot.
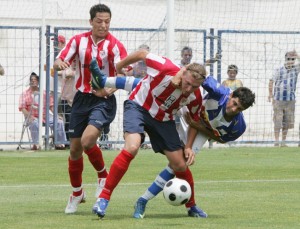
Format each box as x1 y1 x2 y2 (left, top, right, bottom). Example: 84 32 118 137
0 179 299 189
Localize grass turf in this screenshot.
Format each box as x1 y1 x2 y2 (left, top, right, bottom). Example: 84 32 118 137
0 147 299 229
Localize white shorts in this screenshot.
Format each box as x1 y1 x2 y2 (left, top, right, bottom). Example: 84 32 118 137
177 107 208 154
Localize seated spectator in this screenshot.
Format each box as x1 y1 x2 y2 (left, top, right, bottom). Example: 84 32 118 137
18 72 67 150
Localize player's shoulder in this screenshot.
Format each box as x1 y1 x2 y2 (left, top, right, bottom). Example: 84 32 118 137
105 32 126 50
236 112 246 127
69 31 92 44
105 32 122 43
146 53 169 68
228 113 246 137
74 31 91 39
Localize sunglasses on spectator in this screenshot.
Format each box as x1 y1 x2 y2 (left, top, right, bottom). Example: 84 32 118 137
286 57 296 61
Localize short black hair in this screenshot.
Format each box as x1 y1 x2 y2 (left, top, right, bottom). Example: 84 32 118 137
227 64 238 73
232 87 255 109
30 72 39 82
90 4 111 20
181 46 193 55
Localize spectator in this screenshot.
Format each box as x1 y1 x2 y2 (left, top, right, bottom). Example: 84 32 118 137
56 36 76 148
18 72 66 150
47 35 76 149
268 50 300 147
178 46 193 67
46 35 67 107
222 64 243 91
178 46 220 68
51 35 67 116
60 60 76 148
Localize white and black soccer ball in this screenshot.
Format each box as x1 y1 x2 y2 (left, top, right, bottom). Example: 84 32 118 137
163 178 191 206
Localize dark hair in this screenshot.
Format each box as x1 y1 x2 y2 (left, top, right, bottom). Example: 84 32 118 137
181 46 193 55
90 4 111 20
30 72 39 82
227 64 238 73
138 44 150 51
285 51 297 59
232 87 255 109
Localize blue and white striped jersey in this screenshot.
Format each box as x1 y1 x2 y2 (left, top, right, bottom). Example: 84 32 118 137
200 76 246 142
272 65 299 101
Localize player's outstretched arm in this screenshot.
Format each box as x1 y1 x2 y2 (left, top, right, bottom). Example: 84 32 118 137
185 112 225 143
90 59 141 92
116 49 148 74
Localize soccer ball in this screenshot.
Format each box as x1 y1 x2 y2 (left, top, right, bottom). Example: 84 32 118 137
163 178 191 206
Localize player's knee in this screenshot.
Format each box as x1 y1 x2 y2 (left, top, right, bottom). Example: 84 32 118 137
124 144 140 154
81 141 94 150
170 161 187 172
69 148 83 160
81 135 97 150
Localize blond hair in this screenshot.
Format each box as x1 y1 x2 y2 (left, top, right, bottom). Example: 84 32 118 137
185 63 206 80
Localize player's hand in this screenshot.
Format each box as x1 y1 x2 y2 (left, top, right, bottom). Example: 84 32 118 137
65 68 75 78
92 88 109 98
184 147 195 166
58 61 70 70
105 87 118 96
214 52 222 61
172 67 185 88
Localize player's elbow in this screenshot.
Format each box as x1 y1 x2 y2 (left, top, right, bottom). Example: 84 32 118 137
136 49 149 60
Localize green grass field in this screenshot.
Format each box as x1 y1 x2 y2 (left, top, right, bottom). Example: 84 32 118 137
0 147 299 229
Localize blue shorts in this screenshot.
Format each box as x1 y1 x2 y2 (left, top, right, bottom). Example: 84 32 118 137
69 91 117 138
123 100 182 154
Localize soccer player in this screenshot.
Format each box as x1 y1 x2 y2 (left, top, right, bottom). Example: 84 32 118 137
53 3 128 214
90 61 255 218
90 49 207 219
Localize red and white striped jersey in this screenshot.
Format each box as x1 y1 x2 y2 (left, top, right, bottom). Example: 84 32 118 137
57 31 127 93
129 53 202 122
